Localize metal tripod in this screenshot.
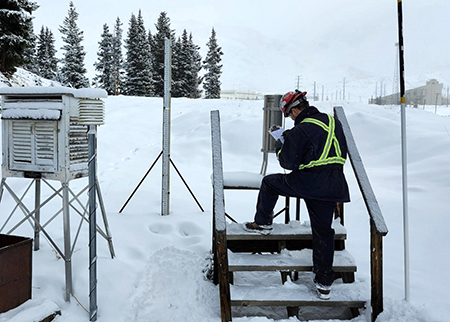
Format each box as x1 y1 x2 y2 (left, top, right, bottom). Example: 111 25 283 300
118 151 204 214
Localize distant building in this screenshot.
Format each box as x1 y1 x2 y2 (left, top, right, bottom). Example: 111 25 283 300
220 90 264 100
373 79 444 106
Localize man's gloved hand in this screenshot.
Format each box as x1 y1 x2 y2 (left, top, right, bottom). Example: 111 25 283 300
275 139 283 153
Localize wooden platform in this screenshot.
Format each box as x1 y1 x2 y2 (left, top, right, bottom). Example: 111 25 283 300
226 220 347 253
231 284 367 308
227 220 347 241
228 249 356 273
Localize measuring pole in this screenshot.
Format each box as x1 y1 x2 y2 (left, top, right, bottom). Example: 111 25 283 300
88 125 98 321
397 0 410 302
162 38 172 216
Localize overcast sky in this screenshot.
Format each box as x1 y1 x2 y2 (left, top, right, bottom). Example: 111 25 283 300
31 0 450 96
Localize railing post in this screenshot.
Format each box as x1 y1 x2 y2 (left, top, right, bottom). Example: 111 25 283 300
216 229 232 322
335 202 344 226
211 110 232 321
371 220 383 321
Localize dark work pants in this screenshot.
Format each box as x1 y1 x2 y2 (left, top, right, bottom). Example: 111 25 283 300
254 173 336 286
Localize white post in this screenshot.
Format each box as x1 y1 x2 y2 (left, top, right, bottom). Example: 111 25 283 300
400 100 410 302
161 38 172 216
398 0 410 302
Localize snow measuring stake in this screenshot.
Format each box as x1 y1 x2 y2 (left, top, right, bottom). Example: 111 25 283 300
161 38 172 216
118 38 204 215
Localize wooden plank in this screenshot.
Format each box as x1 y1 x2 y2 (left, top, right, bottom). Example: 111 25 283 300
226 220 347 241
230 284 367 308
228 249 356 273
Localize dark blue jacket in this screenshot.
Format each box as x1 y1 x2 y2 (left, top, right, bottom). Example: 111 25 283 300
277 105 350 202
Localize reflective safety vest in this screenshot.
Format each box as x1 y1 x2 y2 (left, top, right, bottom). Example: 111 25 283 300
298 114 346 170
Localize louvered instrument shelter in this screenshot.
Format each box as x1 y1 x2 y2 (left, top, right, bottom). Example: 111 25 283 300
0 86 114 304
0 87 105 181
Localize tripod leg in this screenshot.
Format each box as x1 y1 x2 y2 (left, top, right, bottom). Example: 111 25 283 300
0 178 5 202
96 177 115 258
119 151 162 213
169 158 204 212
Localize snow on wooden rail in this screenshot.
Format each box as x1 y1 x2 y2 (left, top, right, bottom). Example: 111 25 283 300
210 110 226 233
334 106 388 236
210 110 232 321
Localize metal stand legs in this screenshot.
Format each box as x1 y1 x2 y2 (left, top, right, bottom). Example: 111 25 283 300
0 177 114 302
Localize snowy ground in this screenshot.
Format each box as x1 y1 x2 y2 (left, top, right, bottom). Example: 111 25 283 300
0 94 449 322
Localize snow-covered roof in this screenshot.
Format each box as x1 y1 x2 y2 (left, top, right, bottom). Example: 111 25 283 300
0 86 107 99
1 108 61 120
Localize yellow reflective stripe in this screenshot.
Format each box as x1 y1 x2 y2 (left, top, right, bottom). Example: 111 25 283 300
334 140 342 157
320 115 335 161
298 157 346 170
302 118 328 131
299 115 345 170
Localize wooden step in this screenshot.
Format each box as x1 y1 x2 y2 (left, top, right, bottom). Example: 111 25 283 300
226 219 347 241
230 282 367 308
228 249 356 273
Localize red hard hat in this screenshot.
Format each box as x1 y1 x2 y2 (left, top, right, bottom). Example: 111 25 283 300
280 90 307 117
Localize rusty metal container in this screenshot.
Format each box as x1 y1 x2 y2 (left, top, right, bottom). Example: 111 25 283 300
0 234 32 313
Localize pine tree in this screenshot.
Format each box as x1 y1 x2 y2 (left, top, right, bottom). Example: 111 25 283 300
111 17 124 95
203 28 223 99
0 0 39 76
59 1 89 88
93 24 114 94
174 29 192 98
171 36 183 98
124 10 153 96
151 12 175 97
22 22 39 75
187 33 203 98
36 26 58 80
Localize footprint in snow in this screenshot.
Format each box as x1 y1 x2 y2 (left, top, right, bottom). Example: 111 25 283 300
148 223 173 235
177 221 203 237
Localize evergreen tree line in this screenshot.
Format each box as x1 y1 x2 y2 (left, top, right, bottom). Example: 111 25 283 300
0 1 224 98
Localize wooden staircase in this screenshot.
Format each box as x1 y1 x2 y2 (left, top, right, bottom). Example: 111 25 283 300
225 219 366 319
210 107 388 321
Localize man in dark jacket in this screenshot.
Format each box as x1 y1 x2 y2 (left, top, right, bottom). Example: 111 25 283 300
245 90 350 299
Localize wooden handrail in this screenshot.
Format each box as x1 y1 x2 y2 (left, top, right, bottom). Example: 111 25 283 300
210 110 232 322
334 106 389 322
334 106 388 236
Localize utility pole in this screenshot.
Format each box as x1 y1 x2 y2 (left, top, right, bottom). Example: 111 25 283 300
313 81 316 101
295 76 302 90
447 86 449 107
435 93 439 114
343 77 346 100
